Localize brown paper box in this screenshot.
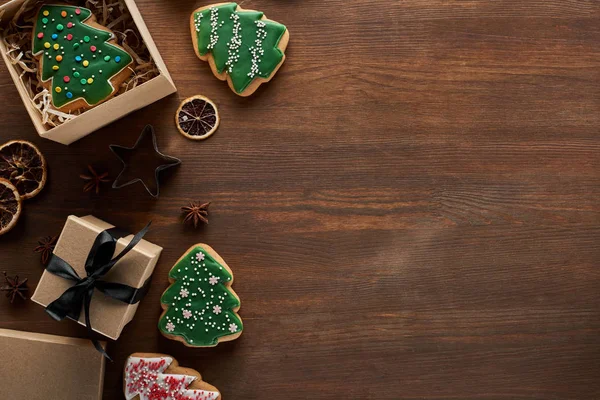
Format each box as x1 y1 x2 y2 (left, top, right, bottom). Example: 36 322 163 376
32 215 162 340
0 328 106 400
0 0 177 145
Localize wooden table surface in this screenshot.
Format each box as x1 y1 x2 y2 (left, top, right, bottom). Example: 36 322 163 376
1 1 599 399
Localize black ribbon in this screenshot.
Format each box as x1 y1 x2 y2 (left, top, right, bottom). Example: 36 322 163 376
45 222 153 360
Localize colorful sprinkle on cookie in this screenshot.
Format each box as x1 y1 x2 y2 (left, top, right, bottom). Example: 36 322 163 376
33 5 133 111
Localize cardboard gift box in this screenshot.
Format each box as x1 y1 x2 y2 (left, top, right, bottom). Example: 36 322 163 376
0 0 177 145
32 215 162 340
0 328 106 400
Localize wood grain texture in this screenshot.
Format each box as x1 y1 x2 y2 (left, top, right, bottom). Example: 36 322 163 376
0 0 599 399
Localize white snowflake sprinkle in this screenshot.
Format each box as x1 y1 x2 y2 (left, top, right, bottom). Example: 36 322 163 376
213 305 222 314
183 309 192 319
166 322 175 332
180 288 189 298
209 276 219 285
229 323 238 333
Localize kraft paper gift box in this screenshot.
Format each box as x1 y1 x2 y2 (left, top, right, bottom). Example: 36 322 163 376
0 328 106 400
31 215 162 340
0 0 177 145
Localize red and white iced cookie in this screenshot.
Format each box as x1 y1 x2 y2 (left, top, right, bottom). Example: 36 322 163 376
124 353 221 400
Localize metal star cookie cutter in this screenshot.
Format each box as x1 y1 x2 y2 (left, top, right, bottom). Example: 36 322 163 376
110 125 181 198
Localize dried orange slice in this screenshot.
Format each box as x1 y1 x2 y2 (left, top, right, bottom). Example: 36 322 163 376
0 140 47 200
176 95 220 140
0 178 22 236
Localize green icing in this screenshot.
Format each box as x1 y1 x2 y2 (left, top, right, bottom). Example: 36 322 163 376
193 3 287 93
33 5 132 108
159 245 243 346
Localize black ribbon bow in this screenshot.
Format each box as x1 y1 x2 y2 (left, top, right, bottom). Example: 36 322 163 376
45 222 153 360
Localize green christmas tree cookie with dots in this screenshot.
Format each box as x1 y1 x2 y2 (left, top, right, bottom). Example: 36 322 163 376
191 2 289 96
159 244 243 347
33 5 133 111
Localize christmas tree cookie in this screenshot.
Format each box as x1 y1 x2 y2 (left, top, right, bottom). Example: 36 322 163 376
124 353 221 400
159 244 243 347
190 3 289 96
33 5 133 112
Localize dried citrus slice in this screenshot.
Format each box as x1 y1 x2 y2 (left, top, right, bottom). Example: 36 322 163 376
0 178 22 236
176 95 220 140
0 140 47 200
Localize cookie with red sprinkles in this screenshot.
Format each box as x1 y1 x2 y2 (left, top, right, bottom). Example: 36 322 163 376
124 353 221 400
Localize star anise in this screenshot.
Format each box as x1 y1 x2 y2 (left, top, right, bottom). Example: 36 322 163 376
80 165 110 194
34 235 58 265
1 272 28 303
182 201 211 228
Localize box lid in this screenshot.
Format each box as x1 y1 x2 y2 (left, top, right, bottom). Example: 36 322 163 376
0 328 106 400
